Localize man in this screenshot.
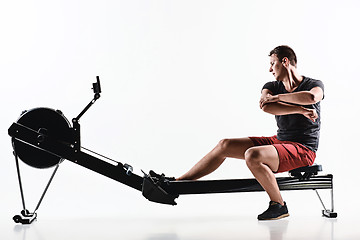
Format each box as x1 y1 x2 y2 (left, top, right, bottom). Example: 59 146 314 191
176 45 324 220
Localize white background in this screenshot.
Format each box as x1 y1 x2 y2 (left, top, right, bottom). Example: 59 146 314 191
1 0 360 238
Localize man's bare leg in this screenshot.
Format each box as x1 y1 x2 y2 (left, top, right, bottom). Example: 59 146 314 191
177 138 254 180
177 138 284 206
245 145 284 205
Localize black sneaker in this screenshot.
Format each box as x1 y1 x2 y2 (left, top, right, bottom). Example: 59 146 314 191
257 201 289 220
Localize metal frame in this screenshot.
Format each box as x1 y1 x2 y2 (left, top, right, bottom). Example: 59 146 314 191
142 170 336 219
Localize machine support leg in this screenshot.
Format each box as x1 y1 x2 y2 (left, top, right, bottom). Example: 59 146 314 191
314 189 337 218
314 189 327 211
12 149 61 224
33 164 60 213
14 151 27 213
331 188 335 212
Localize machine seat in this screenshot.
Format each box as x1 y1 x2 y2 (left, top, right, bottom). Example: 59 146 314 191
289 164 322 178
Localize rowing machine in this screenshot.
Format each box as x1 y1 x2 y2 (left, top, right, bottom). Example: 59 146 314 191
8 77 337 224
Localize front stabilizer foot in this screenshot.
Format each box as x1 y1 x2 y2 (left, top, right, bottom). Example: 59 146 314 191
13 210 37 224
142 172 178 205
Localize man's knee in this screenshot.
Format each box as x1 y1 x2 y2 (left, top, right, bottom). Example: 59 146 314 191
215 138 253 159
245 146 279 172
245 147 263 167
217 138 231 151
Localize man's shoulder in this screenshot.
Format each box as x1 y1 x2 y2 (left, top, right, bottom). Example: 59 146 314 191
301 76 324 90
263 80 282 89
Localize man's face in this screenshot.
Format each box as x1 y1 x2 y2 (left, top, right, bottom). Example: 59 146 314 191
269 54 286 81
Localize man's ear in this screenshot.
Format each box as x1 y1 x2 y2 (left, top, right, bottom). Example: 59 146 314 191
282 57 289 67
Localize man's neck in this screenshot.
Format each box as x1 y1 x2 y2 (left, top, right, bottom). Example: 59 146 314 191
281 68 303 92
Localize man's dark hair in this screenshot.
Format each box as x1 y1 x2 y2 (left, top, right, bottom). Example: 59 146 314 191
269 45 297 67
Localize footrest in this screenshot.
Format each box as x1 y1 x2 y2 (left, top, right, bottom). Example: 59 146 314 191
142 171 178 205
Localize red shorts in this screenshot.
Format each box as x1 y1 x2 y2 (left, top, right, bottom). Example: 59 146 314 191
249 135 316 173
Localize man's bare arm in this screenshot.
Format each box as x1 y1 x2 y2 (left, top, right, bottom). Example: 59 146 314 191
260 89 318 122
260 87 323 107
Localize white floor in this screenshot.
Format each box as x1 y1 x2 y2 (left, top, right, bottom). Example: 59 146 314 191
2 213 359 240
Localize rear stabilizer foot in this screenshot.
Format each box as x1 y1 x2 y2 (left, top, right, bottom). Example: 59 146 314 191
322 210 337 218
